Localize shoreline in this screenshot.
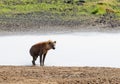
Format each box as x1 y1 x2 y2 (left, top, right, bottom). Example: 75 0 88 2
0 25 120 36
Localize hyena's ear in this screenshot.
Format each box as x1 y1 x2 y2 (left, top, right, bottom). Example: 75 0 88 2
48 40 51 44
54 41 56 43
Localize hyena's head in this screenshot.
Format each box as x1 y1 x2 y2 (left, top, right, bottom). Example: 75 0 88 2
47 40 56 50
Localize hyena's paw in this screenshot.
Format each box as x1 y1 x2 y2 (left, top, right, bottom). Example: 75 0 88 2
40 62 44 66
32 61 36 66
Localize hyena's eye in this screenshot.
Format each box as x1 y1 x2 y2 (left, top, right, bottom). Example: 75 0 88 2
48 42 51 44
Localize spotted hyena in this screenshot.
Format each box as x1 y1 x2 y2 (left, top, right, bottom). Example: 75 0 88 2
29 40 56 66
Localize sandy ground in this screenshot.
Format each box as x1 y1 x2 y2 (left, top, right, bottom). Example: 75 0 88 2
0 66 120 84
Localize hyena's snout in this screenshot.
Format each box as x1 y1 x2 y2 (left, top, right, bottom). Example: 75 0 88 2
50 41 56 50
52 46 55 50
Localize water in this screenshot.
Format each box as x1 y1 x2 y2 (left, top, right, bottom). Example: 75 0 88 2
0 33 120 67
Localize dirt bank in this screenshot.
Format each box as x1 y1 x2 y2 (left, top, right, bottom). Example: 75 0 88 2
0 13 120 35
0 66 120 84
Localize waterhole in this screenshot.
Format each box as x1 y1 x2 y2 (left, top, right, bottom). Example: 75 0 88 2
0 33 120 67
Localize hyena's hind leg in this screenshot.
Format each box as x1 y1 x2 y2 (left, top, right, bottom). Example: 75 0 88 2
32 55 38 65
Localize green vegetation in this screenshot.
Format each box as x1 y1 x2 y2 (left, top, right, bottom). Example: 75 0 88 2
0 0 119 27
0 0 119 15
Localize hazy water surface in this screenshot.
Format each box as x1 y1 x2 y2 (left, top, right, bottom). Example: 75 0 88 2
0 33 120 67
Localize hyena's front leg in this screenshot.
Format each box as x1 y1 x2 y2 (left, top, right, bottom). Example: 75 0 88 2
40 53 43 66
43 53 47 66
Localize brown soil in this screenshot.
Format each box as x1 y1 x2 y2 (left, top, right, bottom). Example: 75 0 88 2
0 66 120 84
